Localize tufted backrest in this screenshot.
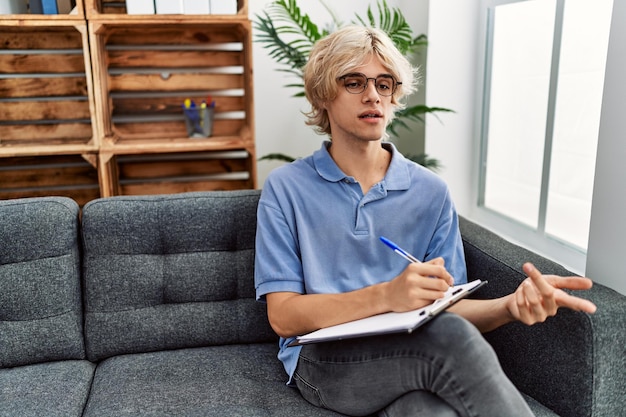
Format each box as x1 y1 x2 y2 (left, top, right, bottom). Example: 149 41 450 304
0 197 85 367
81 190 276 362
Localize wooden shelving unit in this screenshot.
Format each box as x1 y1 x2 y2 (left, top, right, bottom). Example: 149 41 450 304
0 4 99 206
84 0 247 19
0 0 256 203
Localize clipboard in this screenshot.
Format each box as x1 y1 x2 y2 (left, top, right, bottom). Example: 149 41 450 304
288 280 487 346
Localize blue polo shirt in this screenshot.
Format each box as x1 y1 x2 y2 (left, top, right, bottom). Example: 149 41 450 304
254 141 467 383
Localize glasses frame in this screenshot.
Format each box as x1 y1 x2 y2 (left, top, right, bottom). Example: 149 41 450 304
338 72 402 97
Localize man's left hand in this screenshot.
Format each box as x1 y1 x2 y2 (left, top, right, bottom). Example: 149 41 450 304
507 262 597 325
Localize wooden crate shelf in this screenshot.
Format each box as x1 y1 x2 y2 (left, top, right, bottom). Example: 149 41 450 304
0 154 100 206
0 21 98 155
88 18 256 195
100 135 253 154
0 0 85 20
85 0 247 20
106 150 254 196
0 0 255 203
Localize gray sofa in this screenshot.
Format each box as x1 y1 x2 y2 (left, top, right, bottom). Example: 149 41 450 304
0 190 624 417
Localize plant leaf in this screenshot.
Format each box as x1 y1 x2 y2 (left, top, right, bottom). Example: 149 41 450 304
258 153 298 163
353 0 426 55
388 105 455 136
254 11 308 71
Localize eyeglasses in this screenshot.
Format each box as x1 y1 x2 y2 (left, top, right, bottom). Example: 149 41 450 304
338 73 402 97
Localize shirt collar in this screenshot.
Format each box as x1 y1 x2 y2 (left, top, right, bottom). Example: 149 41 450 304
313 141 411 191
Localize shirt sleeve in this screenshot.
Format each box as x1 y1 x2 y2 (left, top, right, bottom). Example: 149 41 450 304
254 181 306 302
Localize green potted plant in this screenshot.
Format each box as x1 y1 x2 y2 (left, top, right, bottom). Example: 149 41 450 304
254 0 453 170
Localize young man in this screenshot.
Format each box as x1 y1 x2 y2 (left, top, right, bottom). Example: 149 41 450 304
254 25 596 416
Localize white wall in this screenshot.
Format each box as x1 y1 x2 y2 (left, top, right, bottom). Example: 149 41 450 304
586 0 626 295
250 0 429 187
424 0 480 215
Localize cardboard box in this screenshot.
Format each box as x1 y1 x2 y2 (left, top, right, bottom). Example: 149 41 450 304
155 0 183 14
183 0 209 14
210 0 236 15
125 0 154 14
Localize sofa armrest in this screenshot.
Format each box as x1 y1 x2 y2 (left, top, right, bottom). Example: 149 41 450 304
459 217 626 417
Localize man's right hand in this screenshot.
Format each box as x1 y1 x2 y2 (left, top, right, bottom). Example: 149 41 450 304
383 258 454 312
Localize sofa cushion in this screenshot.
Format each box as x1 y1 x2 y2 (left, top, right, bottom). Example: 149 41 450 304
0 197 85 367
81 191 276 361
459 216 626 417
0 360 95 417
83 343 342 416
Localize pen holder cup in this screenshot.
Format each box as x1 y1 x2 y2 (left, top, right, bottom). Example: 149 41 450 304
183 107 214 138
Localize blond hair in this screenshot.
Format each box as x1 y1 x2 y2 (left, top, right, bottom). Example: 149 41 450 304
303 25 417 136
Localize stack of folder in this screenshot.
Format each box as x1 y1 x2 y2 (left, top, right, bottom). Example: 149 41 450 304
125 0 237 15
29 0 75 14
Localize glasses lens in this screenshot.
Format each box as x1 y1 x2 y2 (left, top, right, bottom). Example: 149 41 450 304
375 76 395 96
343 74 367 94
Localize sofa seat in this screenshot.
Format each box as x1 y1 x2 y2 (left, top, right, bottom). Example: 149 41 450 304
1 192 623 416
83 343 341 417
0 360 95 417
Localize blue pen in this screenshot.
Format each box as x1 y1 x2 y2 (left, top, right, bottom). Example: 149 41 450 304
379 236 421 264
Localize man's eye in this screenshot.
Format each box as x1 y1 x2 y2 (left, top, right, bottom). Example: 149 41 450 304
377 80 392 90
346 80 363 88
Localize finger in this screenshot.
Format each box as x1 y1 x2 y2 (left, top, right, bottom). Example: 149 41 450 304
523 263 556 295
416 288 449 302
409 274 451 292
408 263 454 287
523 264 558 314
425 257 445 267
555 290 597 313
402 281 448 309
544 275 594 291
522 278 553 322
525 263 594 292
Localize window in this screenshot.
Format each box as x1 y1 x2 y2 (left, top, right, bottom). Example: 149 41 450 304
479 0 613 258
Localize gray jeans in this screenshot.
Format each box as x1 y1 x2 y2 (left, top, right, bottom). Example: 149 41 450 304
294 313 534 417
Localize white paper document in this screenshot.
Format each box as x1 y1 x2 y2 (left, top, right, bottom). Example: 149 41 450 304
289 280 486 346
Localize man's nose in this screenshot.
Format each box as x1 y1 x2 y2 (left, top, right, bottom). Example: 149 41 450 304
362 80 380 101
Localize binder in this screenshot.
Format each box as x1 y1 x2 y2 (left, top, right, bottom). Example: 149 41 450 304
29 0 42 13
289 280 487 346
41 0 58 14
29 0 59 14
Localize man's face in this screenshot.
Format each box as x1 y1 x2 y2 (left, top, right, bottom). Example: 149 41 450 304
325 56 396 144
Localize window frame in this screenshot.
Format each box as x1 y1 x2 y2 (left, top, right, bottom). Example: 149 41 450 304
475 0 587 273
